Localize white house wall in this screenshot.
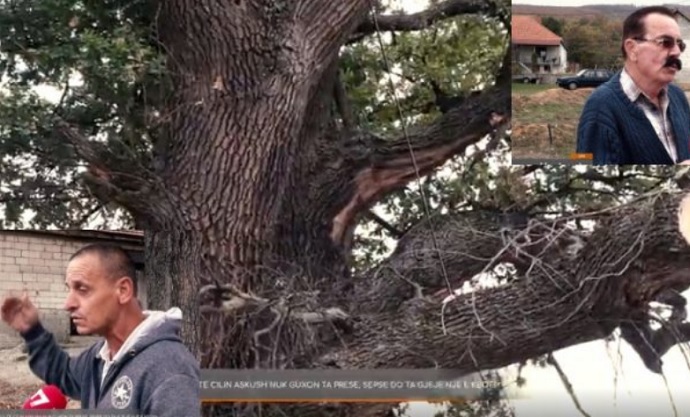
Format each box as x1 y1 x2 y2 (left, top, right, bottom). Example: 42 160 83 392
558 45 568 73
514 45 567 74
544 45 567 73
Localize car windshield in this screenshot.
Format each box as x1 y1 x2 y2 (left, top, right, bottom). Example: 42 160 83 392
576 69 588 76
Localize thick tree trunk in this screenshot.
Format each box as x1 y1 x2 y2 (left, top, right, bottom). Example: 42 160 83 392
144 230 203 355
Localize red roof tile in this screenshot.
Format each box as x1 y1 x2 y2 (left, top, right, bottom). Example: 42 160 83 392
512 15 563 46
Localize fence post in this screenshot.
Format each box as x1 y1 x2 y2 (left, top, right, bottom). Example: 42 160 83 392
548 124 553 145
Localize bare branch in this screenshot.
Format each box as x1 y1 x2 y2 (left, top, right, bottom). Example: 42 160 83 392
364 210 404 238
620 320 690 374
355 210 584 314
546 353 592 417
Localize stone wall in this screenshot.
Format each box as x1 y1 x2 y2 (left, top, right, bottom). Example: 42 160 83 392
0 232 86 348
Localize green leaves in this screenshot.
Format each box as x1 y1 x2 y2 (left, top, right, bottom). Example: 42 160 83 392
342 12 509 271
561 16 623 69
0 0 164 227
341 14 507 135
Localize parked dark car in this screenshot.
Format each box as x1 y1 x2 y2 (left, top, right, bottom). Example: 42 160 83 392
556 69 616 90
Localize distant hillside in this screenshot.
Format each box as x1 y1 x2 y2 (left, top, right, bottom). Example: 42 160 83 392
512 3 690 21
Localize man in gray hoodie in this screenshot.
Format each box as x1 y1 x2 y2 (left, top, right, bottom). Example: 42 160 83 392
1 243 200 415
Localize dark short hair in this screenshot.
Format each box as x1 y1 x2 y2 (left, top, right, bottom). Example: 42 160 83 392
70 243 138 295
621 6 677 58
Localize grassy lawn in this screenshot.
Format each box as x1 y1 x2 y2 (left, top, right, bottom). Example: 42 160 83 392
511 82 557 96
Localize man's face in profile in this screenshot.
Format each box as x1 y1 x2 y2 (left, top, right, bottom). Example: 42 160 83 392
64 254 123 336
633 13 683 86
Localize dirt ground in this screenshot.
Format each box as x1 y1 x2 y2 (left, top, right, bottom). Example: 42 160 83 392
512 87 593 108
0 337 97 409
512 87 594 161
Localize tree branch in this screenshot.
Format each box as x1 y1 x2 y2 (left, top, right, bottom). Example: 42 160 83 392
364 210 404 238
298 0 370 68
354 209 587 313
333 70 356 132
350 0 501 43
330 191 690 375
203 196 690 417
620 319 690 374
653 323 690 358
53 117 112 175
546 353 592 417
330 71 509 244
52 117 157 218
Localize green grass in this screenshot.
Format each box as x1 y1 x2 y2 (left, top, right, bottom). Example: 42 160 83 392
511 82 556 96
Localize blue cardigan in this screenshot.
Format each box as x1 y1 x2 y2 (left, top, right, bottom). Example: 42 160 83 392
576 72 690 165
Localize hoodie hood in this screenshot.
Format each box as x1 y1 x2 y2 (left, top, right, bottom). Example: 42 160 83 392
100 307 183 365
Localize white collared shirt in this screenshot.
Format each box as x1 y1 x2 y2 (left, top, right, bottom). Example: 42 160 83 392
620 69 677 162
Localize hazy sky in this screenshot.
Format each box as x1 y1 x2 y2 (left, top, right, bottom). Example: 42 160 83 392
514 0 690 6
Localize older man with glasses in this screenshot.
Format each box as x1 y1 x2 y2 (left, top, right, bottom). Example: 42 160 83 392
576 6 690 165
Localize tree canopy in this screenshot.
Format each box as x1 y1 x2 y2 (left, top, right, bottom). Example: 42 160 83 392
560 15 623 69
0 0 508 229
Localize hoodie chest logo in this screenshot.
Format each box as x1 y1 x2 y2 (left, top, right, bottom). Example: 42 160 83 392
111 375 133 409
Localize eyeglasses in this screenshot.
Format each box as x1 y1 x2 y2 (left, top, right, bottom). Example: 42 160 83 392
633 36 686 53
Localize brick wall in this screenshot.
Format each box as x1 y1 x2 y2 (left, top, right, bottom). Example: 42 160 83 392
0 232 144 349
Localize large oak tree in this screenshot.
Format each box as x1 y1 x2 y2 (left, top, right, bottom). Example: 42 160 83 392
3 1 690 417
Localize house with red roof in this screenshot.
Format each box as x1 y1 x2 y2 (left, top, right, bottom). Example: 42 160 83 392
512 15 568 74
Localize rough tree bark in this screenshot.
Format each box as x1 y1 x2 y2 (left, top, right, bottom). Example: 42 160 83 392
50 1 690 417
